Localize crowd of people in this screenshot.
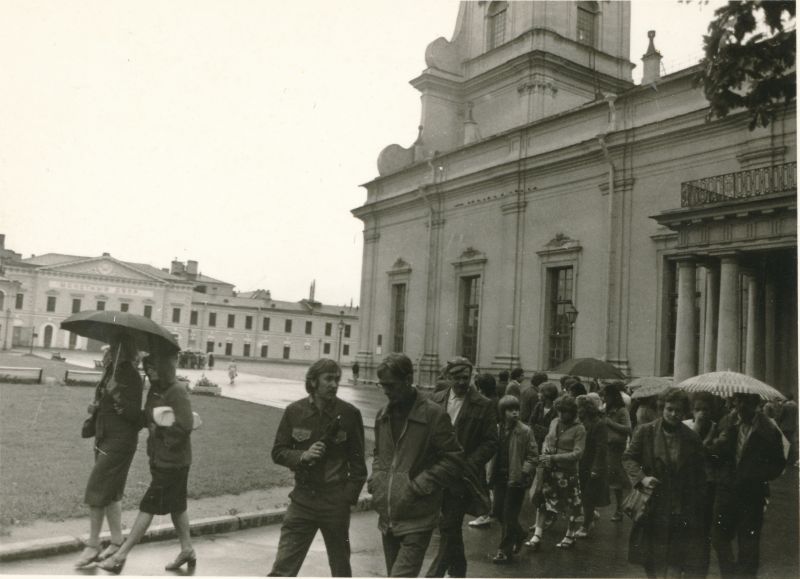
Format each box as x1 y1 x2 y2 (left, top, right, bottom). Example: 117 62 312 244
75 346 793 578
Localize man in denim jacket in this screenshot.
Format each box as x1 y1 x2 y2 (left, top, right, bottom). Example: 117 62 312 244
369 353 464 577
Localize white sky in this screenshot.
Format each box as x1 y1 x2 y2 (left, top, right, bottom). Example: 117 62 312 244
1 0 725 306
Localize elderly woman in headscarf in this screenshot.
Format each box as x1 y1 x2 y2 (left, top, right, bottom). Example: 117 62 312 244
525 394 585 551
574 395 609 538
75 335 143 568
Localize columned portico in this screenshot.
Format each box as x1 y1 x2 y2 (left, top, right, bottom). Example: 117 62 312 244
673 258 698 384
716 254 740 372
702 263 719 373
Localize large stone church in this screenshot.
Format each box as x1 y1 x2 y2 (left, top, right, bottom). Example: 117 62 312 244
352 1 797 395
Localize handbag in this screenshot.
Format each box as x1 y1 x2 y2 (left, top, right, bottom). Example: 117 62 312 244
621 486 653 523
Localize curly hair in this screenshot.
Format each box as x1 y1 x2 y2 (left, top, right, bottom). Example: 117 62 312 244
555 394 578 415
576 394 600 418
305 358 341 393
658 387 690 414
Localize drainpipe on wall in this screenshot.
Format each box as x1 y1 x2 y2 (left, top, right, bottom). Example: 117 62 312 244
597 90 618 363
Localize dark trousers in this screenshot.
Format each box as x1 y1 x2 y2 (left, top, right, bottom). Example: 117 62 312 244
494 484 526 556
382 529 434 577
268 490 352 577
426 491 466 577
712 490 765 578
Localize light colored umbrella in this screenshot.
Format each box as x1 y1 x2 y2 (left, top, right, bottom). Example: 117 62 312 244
675 371 786 401
629 376 673 399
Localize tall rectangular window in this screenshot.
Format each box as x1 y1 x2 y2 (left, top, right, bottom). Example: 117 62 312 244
263 317 271 331
305 321 312 335
325 322 332 336
206 341 215 353
488 2 507 50
209 312 217 327
285 319 293 333
343 344 350 356
15 293 23 309
344 324 351 338
72 298 81 313
225 343 233 355
120 303 129 312
391 283 407 353
190 310 198 325
323 342 331 355
547 267 574 369
143 305 152 319
243 343 251 357
96 300 106 311
46 296 56 312
283 345 291 359
459 276 481 363
577 1 598 47
172 308 181 323
260 344 268 358
245 315 253 330
227 314 235 328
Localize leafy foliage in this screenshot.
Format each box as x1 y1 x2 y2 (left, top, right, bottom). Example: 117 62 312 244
697 1 795 130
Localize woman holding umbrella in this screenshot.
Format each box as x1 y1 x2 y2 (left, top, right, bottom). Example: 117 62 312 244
97 351 196 573
75 335 143 568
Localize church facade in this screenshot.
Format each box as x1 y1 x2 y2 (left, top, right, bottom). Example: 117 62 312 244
352 1 797 395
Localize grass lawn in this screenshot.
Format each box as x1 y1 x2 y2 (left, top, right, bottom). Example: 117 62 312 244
0 381 295 526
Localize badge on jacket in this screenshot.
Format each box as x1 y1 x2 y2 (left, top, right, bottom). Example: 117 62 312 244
292 428 312 442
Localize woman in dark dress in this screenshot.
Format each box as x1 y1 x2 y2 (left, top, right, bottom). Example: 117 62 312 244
75 337 143 568
575 395 610 538
97 352 196 573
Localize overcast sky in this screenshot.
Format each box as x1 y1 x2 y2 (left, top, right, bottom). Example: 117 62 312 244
1 0 725 306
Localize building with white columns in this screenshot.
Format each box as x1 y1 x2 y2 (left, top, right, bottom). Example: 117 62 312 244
351 1 797 395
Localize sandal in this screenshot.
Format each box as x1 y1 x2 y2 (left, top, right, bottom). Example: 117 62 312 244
74 545 101 569
95 554 126 574
524 534 542 551
97 542 122 561
556 536 576 549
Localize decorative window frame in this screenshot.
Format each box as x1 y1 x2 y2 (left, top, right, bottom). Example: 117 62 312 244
386 258 412 354
536 234 582 367
451 247 488 363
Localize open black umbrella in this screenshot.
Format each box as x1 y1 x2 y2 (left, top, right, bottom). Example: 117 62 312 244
548 357 626 380
61 310 180 354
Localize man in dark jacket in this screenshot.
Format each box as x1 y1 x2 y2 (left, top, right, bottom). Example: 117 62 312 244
707 393 786 578
369 353 464 577
426 357 497 578
268 359 367 577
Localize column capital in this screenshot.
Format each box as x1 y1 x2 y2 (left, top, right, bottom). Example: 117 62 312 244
709 250 741 263
673 254 700 265
364 230 381 244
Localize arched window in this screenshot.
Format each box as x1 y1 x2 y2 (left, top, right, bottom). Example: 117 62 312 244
487 1 508 50
577 1 598 47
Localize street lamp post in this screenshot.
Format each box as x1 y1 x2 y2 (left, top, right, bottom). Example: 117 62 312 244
564 302 579 359
336 310 345 363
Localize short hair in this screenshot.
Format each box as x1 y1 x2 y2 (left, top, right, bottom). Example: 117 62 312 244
531 372 548 387
475 373 497 398
498 395 520 414
510 367 524 380
658 387 690 414
498 370 510 382
305 358 341 393
603 382 626 410
690 391 715 409
376 353 414 382
539 381 559 401
569 382 588 397
733 392 761 408
576 394 599 417
555 394 578 415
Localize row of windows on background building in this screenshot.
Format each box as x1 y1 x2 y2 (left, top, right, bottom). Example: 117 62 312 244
22 294 353 336
388 266 576 368
487 1 597 51
203 341 350 358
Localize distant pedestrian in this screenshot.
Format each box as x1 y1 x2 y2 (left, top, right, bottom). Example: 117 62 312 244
520 372 546 425
96 352 196 574
506 368 524 399
207 353 215 370
490 395 538 564
426 357 497 578
497 370 510 398
525 395 585 551
778 395 798 465
574 395 609 539
228 360 237 385
267 358 367 577
602 382 632 522
369 353 464 577
75 336 142 569
568 381 587 398
707 393 786 578
351 361 360 384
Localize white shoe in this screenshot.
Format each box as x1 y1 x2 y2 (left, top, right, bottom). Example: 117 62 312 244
468 514 493 527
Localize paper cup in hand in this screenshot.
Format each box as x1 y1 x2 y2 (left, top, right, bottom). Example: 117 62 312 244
152 406 176 427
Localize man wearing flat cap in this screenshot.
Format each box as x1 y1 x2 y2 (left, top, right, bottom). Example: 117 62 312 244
426 357 498 578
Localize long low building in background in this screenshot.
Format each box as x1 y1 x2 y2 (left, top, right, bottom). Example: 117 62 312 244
0 239 358 365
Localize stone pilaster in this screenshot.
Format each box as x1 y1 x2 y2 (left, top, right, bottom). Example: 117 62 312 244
673 258 698 384
418 204 445 387
702 263 719 373
356 226 380 382
716 254 740 372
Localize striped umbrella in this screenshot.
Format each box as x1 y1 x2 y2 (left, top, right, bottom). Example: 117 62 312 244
675 371 786 401
629 376 673 399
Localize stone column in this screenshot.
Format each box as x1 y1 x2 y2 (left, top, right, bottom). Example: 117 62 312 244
418 204 445 387
702 263 719 373
764 263 777 385
716 254 740 372
673 258 698 384
355 225 380 381
745 272 765 379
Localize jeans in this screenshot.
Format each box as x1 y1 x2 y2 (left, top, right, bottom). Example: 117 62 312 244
382 529 434 577
494 484 526 556
268 489 353 577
